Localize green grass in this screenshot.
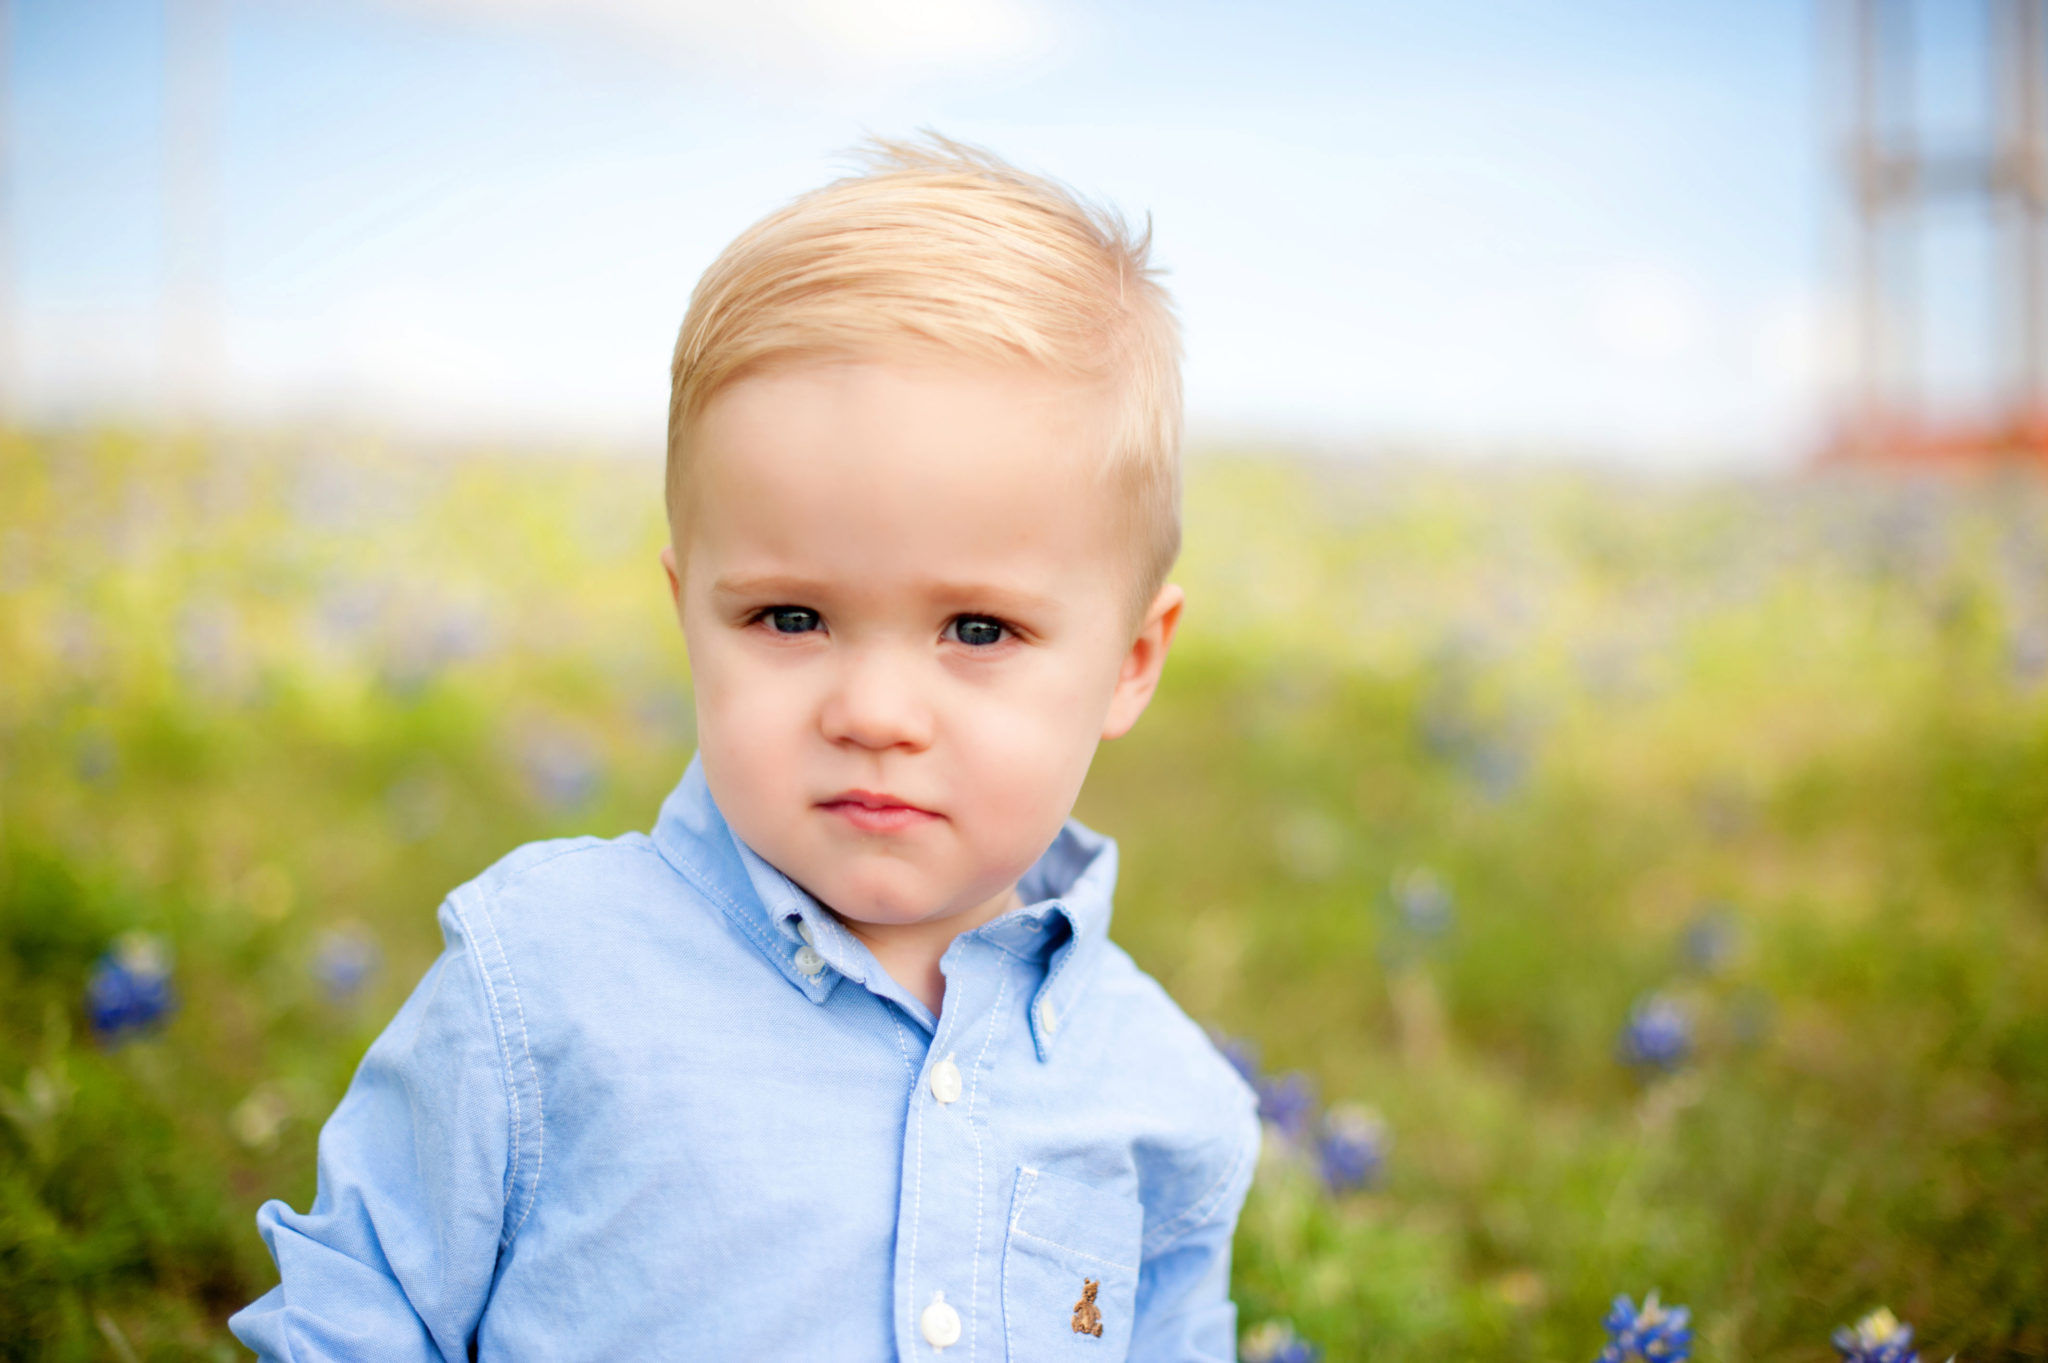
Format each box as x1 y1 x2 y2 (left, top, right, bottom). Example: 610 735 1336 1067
2 432 2045 1359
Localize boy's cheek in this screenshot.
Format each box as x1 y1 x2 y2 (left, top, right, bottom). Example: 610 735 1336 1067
690 663 809 775
957 698 1103 821
698 682 812 770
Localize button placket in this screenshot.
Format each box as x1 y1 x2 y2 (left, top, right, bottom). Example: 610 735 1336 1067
929 1053 962 1105
896 950 1012 1363
920 1290 961 1350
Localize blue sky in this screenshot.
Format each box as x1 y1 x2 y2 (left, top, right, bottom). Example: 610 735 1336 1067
8 0 2002 466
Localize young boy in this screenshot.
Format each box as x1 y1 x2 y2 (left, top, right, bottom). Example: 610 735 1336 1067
230 137 1260 1362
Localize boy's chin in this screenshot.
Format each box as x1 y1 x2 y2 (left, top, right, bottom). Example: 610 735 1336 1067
824 891 969 930
814 871 1009 931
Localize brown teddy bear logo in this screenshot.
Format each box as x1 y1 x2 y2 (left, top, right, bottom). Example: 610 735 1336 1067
1071 1279 1103 1337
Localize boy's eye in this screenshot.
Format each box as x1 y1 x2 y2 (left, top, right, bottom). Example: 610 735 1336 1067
762 607 822 634
947 616 1008 647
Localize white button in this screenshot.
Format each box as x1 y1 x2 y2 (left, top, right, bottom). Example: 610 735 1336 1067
796 919 816 947
793 945 825 977
1038 1003 1058 1035
929 1055 962 1104
920 1292 961 1350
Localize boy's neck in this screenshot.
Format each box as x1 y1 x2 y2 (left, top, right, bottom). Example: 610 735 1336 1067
833 882 1024 1018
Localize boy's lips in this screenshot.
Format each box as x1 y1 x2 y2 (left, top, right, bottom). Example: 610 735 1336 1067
817 789 941 834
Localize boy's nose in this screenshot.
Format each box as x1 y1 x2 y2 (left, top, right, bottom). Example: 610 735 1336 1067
818 647 934 753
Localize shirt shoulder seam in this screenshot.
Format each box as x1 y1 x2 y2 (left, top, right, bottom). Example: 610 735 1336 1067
1139 1116 1259 1257
481 834 647 894
445 881 545 1246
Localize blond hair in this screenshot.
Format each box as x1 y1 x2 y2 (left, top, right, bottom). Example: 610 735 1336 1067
666 134 1183 614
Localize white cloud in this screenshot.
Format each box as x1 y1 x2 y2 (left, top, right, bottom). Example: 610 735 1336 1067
1750 290 1849 396
376 0 1062 84
1591 262 1703 363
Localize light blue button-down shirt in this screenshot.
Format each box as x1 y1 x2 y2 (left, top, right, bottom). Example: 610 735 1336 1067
230 756 1260 1361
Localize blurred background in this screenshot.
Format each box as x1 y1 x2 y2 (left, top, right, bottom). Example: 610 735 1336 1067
3 1 2046 1360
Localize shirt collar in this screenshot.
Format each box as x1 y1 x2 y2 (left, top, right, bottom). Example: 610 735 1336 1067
648 754 1117 1059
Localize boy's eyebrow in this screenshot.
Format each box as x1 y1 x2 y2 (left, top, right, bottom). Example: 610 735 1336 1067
920 580 1064 618
709 573 835 601
709 572 1061 616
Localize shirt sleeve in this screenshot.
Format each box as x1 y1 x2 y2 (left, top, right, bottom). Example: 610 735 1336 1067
229 893 530 1362
1127 1112 1262 1363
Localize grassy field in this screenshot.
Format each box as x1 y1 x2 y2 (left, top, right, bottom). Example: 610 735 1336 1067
2 430 2045 1360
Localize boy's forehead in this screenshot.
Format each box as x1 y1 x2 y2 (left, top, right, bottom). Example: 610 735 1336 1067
690 361 1114 513
679 359 1139 606
695 355 1116 444
671 360 1146 622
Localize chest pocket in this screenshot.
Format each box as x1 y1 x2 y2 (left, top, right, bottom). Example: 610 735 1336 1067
1000 1167 1144 1362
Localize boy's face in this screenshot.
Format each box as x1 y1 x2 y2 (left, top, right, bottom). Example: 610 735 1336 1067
661 359 1180 935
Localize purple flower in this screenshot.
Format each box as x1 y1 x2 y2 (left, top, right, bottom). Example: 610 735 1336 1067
1209 1030 1263 1090
86 933 176 1042
1832 1309 1919 1363
312 925 382 1003
383 601 494 692
517 723 603 813
312 580 384 653
633 690 696 748
1597 1292 1693 1363
1680 906 1738 974
1204 1031 1331 1158
1618 993 1693 1073
1390 867 1454 938
1316 1103 1388 1193
1468 735 1530 800
1257 1070 1318 1144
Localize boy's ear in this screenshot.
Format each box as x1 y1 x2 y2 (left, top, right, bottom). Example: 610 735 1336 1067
659 543 686 626
1102 583 1183 741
